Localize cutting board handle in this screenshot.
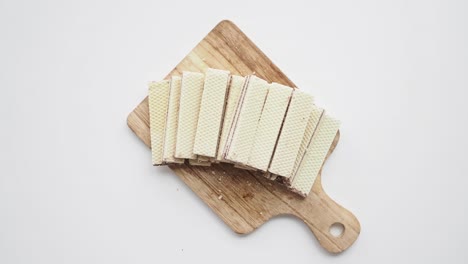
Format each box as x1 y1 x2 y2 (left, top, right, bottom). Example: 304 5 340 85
290 175 360 253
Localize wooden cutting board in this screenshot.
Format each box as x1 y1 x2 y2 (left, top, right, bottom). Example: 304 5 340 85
127 20 360 253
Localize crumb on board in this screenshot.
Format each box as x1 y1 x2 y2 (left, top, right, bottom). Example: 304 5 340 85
218 195 223 200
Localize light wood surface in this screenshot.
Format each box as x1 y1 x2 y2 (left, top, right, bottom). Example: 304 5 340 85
127 20 360 253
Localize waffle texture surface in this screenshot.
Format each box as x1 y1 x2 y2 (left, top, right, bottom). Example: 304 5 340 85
148 80 171 165
194 68 230 157
175 72 205 159
268 91 314 177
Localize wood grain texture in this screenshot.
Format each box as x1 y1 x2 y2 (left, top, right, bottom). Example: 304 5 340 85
127 20 360 253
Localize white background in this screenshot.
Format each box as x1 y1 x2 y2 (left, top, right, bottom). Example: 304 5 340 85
1 0 467 263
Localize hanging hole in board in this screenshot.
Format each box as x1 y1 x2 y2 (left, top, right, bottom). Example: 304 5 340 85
329 222 345 238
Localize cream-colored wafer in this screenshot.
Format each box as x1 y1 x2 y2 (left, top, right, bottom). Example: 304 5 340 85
289 106 324 180
193 68 230 157
175 72 204 159
163 76 184 164
290 114 340 196
268 90 314 177
223 76 251 156
148 80 170 166
197 156 211 162
224 76 269 164
191 155 212 166
216 75 245 162
247 83 293 171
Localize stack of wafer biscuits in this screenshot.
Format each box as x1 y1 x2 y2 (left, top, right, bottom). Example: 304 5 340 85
148 68 340 197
